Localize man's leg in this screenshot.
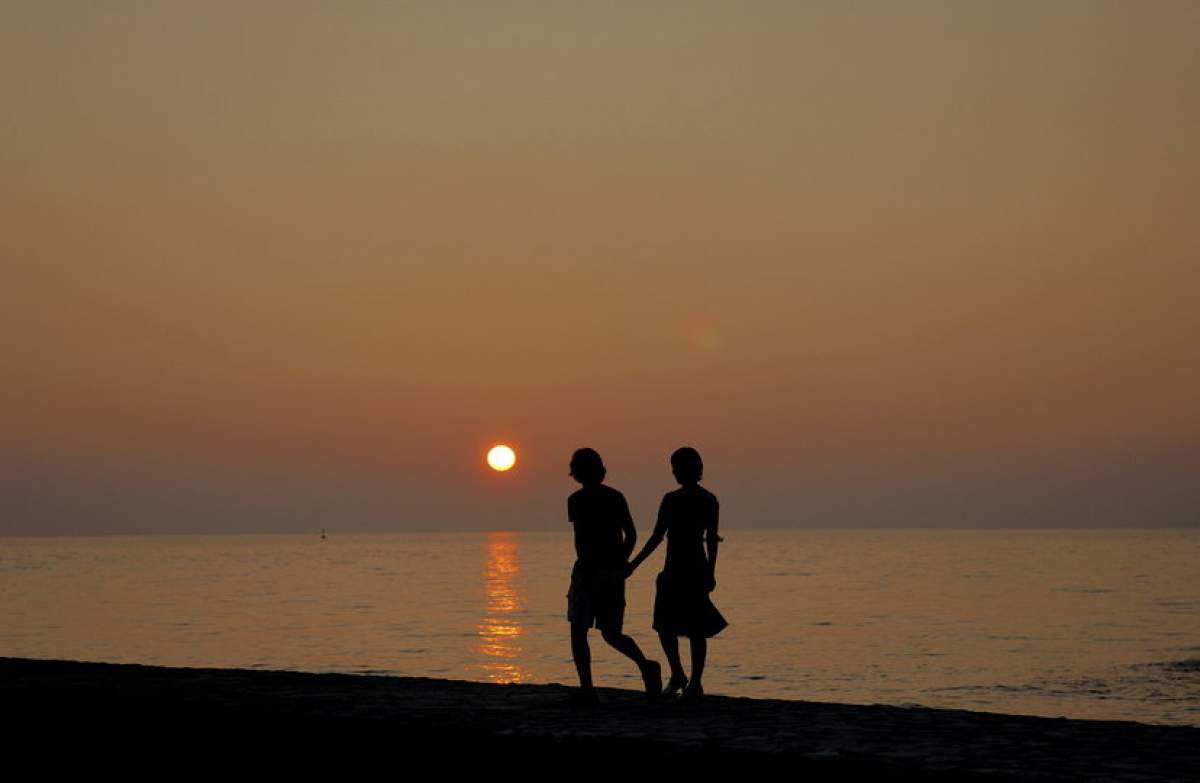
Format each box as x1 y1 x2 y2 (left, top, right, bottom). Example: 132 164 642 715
600 628 648 666
571 622 593 691
602 628 661 700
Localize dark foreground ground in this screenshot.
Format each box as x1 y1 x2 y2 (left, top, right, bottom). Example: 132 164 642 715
3 657 1196 779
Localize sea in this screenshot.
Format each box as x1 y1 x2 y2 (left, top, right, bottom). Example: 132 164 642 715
2 528 1197 726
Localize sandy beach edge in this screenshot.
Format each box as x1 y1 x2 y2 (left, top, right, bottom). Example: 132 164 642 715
3 657 1196 778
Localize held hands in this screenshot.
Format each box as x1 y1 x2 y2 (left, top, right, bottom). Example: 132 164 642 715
623 559 714 589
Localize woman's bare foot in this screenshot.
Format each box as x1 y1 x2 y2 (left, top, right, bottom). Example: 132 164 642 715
662 675 688 698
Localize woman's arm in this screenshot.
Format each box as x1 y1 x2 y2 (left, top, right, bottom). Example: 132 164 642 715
627 497 669 574
704 499 720 591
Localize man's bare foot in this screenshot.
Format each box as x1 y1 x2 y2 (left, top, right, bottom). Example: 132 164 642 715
640 660 662 701
568 687 599 707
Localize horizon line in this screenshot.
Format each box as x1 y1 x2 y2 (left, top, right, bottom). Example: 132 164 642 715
3 523 1198 540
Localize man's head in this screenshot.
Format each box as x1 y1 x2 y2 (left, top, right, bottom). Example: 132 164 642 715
569 448 606 485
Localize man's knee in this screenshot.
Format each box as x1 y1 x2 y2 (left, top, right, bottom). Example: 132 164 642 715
600 628 626 646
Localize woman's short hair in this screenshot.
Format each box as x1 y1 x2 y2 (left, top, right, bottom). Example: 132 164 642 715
569 448 606 483
670 447 703 483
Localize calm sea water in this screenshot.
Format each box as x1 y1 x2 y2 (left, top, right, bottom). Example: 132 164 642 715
2 529 1197 726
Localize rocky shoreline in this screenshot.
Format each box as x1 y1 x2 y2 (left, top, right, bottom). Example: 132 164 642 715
3 657 1195 778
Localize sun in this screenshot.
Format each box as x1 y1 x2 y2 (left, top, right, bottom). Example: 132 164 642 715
486 445 517 472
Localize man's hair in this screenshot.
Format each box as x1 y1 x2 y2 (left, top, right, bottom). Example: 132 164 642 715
570 448 606 484
670 447 703 483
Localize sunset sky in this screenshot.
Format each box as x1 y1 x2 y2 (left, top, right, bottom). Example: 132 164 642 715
4 1 1198 535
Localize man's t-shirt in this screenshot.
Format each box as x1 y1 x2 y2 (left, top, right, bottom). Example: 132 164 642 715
568 484 633 572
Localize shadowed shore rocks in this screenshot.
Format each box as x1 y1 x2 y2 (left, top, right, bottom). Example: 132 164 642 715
2 657 1195 778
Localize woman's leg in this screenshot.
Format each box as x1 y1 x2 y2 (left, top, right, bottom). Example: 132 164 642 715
687 636 707 693
659 632 686 686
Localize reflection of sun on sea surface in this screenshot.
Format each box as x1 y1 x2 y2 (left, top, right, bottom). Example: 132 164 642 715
478 531 529 683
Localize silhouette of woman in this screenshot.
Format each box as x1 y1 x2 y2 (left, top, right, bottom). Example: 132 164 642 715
628 447 727 700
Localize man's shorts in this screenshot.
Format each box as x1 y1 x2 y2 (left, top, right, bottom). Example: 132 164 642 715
566 562 626 633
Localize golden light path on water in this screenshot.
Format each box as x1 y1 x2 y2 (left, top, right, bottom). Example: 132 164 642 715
478 531 529 683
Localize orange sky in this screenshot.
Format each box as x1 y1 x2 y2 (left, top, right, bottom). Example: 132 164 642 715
4 2 1198 534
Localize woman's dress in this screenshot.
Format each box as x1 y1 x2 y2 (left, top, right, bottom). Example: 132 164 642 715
652 485 728 638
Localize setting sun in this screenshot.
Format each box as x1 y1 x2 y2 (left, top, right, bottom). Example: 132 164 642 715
486 445 516 472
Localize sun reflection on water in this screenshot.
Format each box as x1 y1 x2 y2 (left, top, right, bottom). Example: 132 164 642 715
478 531 529 683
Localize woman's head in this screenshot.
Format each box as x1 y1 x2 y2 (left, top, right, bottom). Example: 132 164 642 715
670 447 703 484
569 448 606 485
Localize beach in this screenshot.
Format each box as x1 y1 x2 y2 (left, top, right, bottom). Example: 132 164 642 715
4 657 1196 778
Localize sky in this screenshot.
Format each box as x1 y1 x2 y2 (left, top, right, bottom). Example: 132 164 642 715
4 1 1198 535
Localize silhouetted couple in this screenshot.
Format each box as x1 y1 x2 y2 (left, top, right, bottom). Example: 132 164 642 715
566 447 727 705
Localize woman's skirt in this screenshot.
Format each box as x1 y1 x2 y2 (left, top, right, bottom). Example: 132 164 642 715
652 569 728 638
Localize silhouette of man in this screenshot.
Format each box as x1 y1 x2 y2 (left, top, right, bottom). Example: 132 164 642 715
566 448 661 704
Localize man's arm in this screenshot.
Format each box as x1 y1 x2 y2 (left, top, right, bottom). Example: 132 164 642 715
618 495 637 561
568 495 584 560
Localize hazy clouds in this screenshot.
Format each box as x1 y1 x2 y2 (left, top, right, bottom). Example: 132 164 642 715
4 2 1198 534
